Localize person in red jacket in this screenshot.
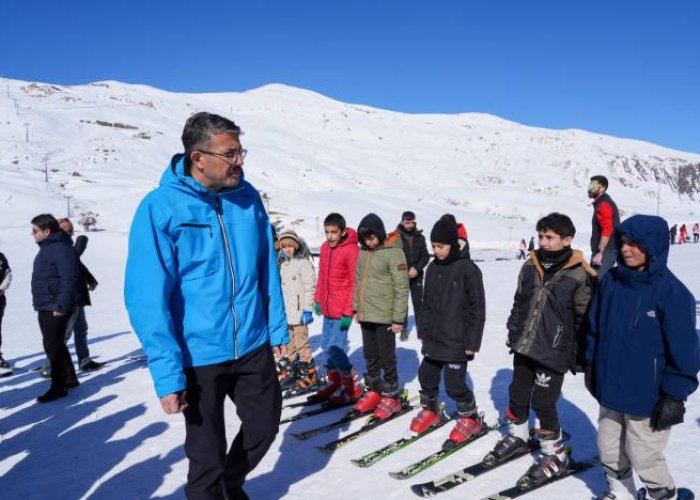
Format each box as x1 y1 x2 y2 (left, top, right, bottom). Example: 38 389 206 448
312 213 361 404
588 175 620 277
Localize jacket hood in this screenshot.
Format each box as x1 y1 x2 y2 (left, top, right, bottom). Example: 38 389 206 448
358 213 387 248
614 215 669 276
278 236 312 263
336 227 358 248
38 229 73 247
159 153 246 195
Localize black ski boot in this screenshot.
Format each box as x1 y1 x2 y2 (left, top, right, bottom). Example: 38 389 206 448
518 430 569 488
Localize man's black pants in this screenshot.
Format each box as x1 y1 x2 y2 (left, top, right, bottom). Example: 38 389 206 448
508 353 565 433
0 294 6 355
360 322 398 395
38 310 76 390
418 356 475 413
183 344 281 500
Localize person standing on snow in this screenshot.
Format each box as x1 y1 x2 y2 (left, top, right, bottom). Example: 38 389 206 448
396 210 429 341
0 250 13 374
585 215 699 500
125 112 288 500
588 175 620 276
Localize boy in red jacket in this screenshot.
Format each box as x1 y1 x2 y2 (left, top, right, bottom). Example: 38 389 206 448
312 213 362 403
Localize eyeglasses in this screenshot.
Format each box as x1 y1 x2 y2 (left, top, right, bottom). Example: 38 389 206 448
198 148 248 164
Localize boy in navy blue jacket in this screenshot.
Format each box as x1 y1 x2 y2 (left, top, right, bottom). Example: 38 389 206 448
586 215 699 500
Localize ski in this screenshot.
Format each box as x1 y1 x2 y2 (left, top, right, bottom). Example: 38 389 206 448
282 384 322 400
280 400 355 424
480 456 598 500
318 396 417 453
388 418 501 480
637 487 694 500
351 406 451 467
409 430 571 497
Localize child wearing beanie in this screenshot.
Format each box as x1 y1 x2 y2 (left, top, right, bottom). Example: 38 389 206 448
276 230 320 394
409 215 487 449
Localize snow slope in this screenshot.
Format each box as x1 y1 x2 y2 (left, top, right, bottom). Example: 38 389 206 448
1 77 699 499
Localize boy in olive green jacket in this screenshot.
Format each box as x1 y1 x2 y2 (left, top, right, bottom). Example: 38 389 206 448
352 213 409 420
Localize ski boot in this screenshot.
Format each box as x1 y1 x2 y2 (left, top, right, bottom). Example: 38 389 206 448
329 370 362 405
352 389 382 414
636 486 689 500
278 358 299 391
295 360 321 391
308 367 341 403
483 408 529 466
598 468 636 499
517 430 569 488
445 407 483 450
373 393 403 421
410 394 440 436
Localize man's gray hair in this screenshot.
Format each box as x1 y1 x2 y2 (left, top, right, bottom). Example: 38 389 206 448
182 112 243 168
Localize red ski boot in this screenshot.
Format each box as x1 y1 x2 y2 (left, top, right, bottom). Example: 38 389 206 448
329 370 362 405
448 411 483 445
373 395 402 421
352 390 381 413
410 408 441 435
312 368 341 402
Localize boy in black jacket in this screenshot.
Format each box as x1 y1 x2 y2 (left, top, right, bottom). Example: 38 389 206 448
488 213 595 485
409 217 486 446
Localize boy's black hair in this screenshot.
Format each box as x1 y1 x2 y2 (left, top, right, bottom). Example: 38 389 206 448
536 212 576 239
590 175 609 189
323 212 346 231
31 213 60 234
401 210 416 221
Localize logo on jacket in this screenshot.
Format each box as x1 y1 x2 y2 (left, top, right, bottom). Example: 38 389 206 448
535 372 551 388
646 310 656 318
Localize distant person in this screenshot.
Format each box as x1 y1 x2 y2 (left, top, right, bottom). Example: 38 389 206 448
125 112 288 499
517 239 527 260
669 224 677 245
41 219 102 378
410 217 486 446
488 213 595 485
276 230 319 394
0 250 12 375
31 213 79 403
528 236 535 252
585 215 699 500
311 213 361 404
678 224 688 245
693 222 700 244
588 175 620 276
396 211 429 341
351 213 409 420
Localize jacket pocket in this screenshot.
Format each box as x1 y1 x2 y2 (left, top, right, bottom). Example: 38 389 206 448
175 222 220 281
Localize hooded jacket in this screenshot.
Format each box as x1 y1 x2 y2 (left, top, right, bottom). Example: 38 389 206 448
396 224 430 279
507 249 596 374
419 245 486 362
279 238 316 325
586 215 699 417
314 228 359 319
124 154 288 398
31 230 78 313
354 214 409 324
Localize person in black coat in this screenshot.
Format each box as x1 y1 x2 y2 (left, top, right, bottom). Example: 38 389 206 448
396 211 430 340
408 217 486 445
30 213 79 402
0 251 12 371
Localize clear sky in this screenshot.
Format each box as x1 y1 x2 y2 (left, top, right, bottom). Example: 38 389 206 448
2 0 699 153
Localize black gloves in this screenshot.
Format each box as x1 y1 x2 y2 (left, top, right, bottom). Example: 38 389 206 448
651 395 685 431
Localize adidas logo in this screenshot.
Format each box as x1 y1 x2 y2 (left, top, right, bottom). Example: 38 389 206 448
646 310 656 318
535 372 552 388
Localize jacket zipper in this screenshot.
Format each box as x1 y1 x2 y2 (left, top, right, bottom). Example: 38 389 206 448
358 251 373 319
216 196 239 358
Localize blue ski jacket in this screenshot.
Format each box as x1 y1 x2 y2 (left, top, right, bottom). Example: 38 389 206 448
124 154 288 397
586 215 699 417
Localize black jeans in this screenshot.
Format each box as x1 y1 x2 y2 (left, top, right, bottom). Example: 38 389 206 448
360 322 398 395
508 353 565 433
183 344 281 500
38 310 76 390
0 294 6 355
418 356 475 413
407 277 423 326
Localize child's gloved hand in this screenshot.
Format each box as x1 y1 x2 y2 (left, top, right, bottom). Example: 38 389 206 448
339 315 353 331
313 302 322 316
300 310 314 325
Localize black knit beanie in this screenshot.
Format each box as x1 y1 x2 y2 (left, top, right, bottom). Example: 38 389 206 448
430 217 458 247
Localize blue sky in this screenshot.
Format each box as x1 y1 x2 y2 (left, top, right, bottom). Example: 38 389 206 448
2 0 699 153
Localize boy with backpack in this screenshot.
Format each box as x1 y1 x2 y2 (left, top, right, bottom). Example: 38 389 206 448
352 213 409 419
409 216 487 445
488 213 596 485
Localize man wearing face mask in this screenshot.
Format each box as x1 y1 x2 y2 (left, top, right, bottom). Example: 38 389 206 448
587 175 620 277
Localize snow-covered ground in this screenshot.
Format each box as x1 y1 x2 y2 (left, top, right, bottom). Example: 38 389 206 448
1 224 698 499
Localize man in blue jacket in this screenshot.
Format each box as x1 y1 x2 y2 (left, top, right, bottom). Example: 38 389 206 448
125 112 288 500
31 213 79 402
586 215 699 500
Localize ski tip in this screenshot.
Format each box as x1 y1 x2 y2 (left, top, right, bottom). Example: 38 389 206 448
410 484 435 497
389 471 407 480
350 459 363 467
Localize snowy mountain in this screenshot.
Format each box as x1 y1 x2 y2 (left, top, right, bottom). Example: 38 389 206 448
1 77 699 500
1 77 699 250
